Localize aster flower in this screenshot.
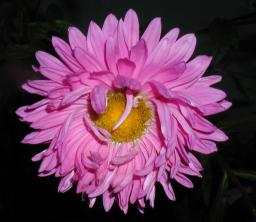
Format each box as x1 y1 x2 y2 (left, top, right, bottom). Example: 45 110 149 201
16 9 231 213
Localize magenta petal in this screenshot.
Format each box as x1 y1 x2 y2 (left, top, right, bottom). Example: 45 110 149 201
90 84 109 114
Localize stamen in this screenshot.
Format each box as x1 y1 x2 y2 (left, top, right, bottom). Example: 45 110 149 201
112 90 134 131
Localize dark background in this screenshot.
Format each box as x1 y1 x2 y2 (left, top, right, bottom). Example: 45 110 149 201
0 0 256 221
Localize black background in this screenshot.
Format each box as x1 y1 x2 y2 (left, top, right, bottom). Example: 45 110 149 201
0 0 256 221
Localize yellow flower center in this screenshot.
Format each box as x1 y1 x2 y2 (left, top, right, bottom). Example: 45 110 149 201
91 91 152 143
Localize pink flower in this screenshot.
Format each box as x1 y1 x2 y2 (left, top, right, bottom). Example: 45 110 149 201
17 9 231 213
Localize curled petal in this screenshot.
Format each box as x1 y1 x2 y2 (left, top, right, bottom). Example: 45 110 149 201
90 84 109 114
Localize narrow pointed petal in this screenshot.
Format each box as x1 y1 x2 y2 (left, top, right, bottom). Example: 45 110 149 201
141 17 161 52
68 27 87 51
124 9 139 49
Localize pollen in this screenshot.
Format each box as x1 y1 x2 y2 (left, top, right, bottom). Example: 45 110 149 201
91 91 152 143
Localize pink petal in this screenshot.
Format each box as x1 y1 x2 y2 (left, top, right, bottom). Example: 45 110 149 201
141 17 161 52
171 55 212 89
22 83 47 96
113 75 141 91
74 47 102 72
88 169 117 198
61 87 90 107
35 51 70 72
112 90 134 130
145 62 186 83
26 80 62 94
124 9 139 49
90 84 109 114
159 173 176 200
174 173 194 188
154 100 177 153
116 58 136 77
203 100 232 116
198 75 222 86
87 21 106 66
105 37 120 74
103 190 115 212
54 46 82 72
117 20 129 58
161 27 180 46
103 14 118 37
68 26 87 51
90 71 114 86
58 171 75 193
39 67 66 84
111 149 138 165
21 127 60 144
130 39 148 78
167 34 196 64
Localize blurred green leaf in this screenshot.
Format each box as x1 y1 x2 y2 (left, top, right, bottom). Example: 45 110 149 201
209 171 229 222
233 170 256 181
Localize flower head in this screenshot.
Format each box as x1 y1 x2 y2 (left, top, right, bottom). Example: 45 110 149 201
17 9 231 213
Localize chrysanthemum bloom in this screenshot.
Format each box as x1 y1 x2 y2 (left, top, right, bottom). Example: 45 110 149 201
17 9 231 213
